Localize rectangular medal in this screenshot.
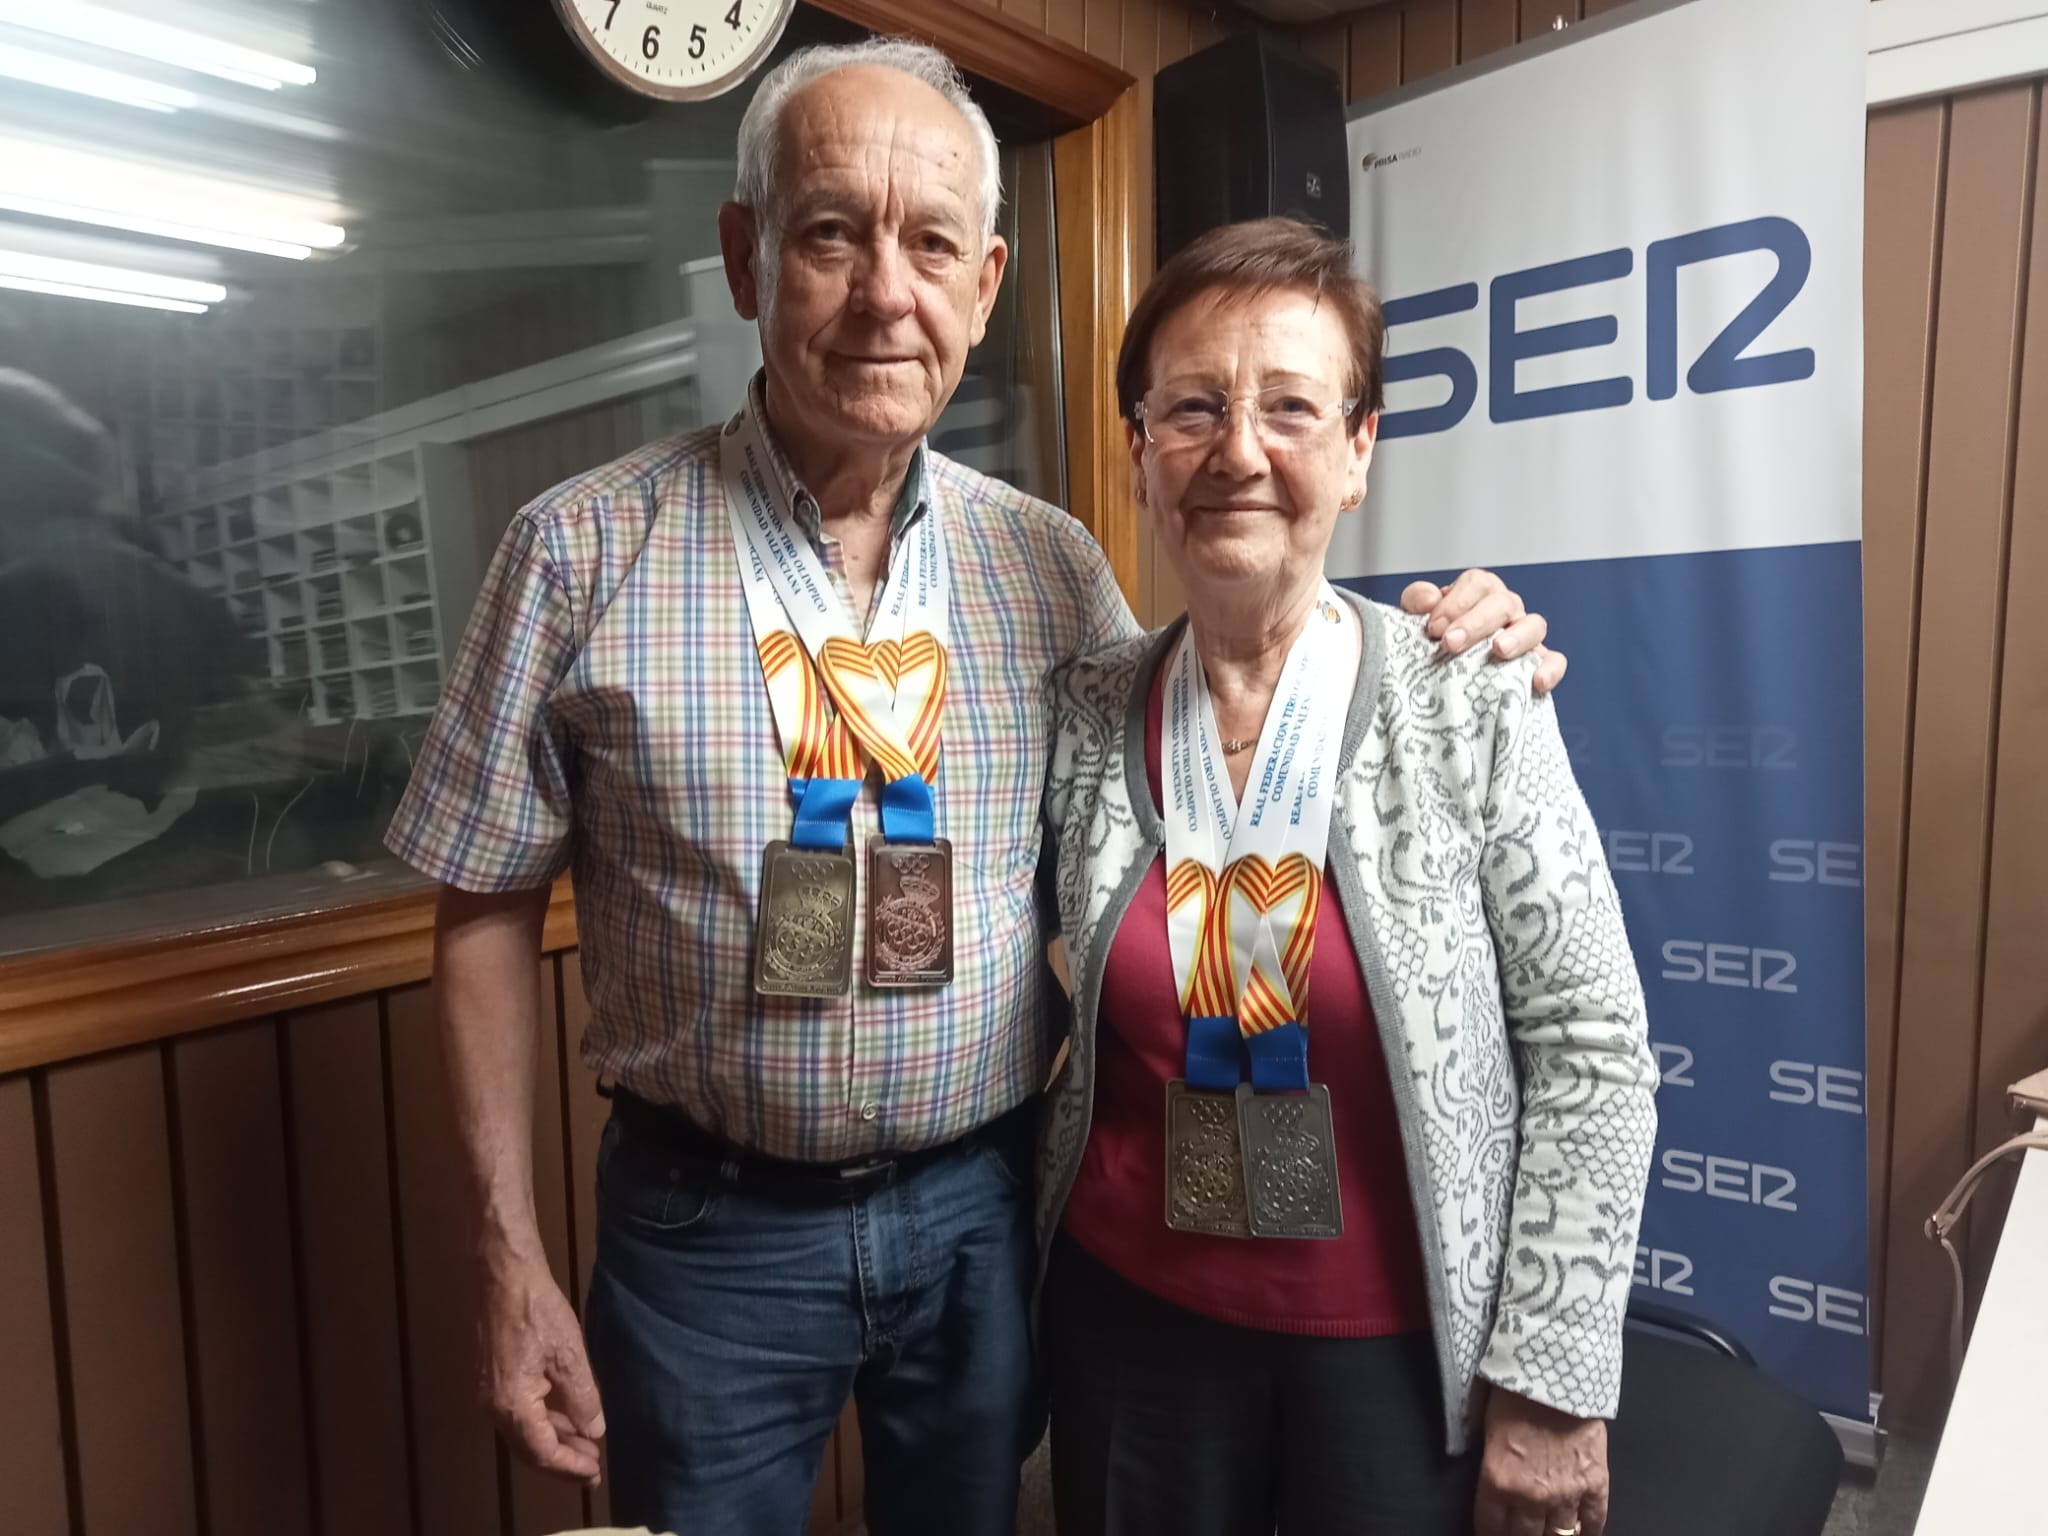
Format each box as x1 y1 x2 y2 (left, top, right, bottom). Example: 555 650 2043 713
1237 1083 1343 1239
753 840 857 998
1164 1080 1252 1237
865 837 954 987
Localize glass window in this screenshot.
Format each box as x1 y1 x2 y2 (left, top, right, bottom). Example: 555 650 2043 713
0 1 1065 958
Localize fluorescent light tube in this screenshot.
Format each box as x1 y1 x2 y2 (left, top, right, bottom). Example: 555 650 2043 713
0 247 226 304
0 273 206 312
0 40 200 111
0 140 346 259
0 0 315 89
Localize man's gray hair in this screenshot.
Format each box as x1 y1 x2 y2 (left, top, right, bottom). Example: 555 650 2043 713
734 38 1004 244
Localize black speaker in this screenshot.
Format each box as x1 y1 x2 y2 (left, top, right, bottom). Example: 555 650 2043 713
1154 32 1350 267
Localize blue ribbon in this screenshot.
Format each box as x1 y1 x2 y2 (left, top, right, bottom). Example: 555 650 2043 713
786 772 936 850
879 772 936 844
787 777 860 851
1184 1016 1242 1093
1246 1022 1311 1093
1184 1018 1312 1093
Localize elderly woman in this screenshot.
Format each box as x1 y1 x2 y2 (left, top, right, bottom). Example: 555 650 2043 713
1038 217 1657 1536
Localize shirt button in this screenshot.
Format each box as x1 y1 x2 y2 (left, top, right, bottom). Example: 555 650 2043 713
859 1103 879 1122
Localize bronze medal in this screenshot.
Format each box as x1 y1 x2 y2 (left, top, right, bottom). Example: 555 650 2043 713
1163 1080 1252 1237
753 840 857 998
865 837 953 987
1237 1082 1343 1239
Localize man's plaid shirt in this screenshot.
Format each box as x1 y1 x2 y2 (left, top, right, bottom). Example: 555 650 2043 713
386 386 1135 1160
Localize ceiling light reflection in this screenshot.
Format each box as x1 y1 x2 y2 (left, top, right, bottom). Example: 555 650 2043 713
0 273 207 312
0 0 315 89
0 40 199 111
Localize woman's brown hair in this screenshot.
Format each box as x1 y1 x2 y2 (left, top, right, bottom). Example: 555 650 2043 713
1114 216 1385 429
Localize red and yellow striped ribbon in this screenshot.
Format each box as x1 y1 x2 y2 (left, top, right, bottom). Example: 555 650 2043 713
759 631 946 785
1223 852 1322 1034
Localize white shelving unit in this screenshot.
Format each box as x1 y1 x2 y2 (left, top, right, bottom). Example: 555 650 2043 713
158 438 475 725
151 318 702 726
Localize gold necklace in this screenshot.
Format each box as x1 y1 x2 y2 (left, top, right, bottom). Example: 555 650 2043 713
1221 738 1255 754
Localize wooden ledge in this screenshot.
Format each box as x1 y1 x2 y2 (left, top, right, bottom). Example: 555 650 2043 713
0 878 576 1075
815 0 1134 126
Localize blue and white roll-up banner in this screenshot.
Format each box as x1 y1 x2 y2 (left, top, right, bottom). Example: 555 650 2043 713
1335 0 1869 1423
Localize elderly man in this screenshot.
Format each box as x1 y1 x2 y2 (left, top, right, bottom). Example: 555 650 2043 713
385 36 1559 1536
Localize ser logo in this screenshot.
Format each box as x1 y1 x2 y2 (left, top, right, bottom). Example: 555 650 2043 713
1661 727 1797 770
1633 1245 1696 1296
1660 1149 1798 1210
1768 1277 1867 1335
1606 830 1694 876
1769 840 1863 887
1651 1042 1695 1087
1378 216 1814 439
1661 940 1797 993
1769 1061 1864 1115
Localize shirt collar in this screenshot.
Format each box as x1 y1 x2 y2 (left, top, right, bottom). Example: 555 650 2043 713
741 371 930 546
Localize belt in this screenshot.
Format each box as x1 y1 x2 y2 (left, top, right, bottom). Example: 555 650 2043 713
609 1090 1030 1204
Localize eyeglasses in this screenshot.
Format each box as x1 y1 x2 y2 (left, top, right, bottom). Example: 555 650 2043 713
1134 384 1362 448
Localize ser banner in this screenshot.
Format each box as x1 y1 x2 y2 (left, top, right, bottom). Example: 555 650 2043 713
1335 0 1869 1420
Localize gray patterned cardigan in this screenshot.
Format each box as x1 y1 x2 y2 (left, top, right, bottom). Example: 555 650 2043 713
1036 592 1657 1453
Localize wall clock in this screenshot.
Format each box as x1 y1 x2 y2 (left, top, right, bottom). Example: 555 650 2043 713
548 0 799 101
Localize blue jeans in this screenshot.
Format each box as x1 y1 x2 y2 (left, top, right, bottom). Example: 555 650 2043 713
584 1107 1040 1536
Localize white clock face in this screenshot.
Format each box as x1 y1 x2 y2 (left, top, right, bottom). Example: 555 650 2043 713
552 0 798 101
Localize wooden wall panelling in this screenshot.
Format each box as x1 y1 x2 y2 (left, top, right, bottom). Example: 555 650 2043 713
285 997 415 1536
1046 0 1084 52
507 961 592 1536
0 1076 69 1536
43 1047 199 1536
386 982 503 1536
1124 0 1159 75
1402 0 1457 81
1001 0 1049 30
1349 9 1403 102
170 1020 315 1536
1301 20 1350 89
557 954 614 1526
1519 0 1579 40
1461 0 1514 63
1884 82 2037 1434
1861 100 1948 1375
1055 87 1142 607
819 0 1130 124
0 878 577 1078
1083 0 1120 65
1156 1 1191 68
1972 88 2048 1276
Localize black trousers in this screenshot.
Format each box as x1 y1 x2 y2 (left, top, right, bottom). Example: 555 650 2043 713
1045 1236 1480 1536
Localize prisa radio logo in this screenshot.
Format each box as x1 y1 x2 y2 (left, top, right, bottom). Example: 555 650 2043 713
1378 216 1814 440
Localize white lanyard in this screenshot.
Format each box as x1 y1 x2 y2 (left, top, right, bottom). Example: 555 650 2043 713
1163 585 1357 1037
720 396 950 792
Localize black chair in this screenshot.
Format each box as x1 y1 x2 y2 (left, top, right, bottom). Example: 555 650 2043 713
1606 1302 1844 1535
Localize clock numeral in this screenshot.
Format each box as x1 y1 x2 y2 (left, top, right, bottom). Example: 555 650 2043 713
642 22 661 58
688 21 707 57
604 0 620 27
725 0 743 26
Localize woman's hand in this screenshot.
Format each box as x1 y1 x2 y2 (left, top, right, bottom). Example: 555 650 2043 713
1474 1388 1609 1536
1401 569 1568 695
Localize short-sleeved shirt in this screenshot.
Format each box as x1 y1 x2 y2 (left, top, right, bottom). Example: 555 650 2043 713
385 380 1136 1160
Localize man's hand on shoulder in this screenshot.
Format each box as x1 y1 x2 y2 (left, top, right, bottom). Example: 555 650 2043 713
1400 567 1569 696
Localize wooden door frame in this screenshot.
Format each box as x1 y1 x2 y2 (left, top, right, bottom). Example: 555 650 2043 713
0 1 1143 1066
